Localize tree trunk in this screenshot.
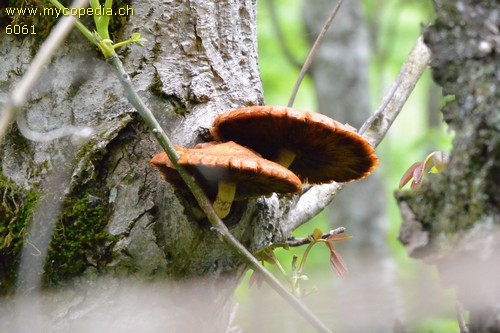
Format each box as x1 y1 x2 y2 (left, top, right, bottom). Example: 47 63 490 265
397 0 499 331
303 1 397 331
0 1 316 331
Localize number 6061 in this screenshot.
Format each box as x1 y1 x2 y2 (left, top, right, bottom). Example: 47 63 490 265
5 24 36 35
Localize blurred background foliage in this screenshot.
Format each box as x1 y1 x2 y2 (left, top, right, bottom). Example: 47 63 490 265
235 0 456 332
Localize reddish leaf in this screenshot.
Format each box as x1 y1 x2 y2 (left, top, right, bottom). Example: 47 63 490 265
248 270 263 288
326 233 351 245
412 162 425 185
329 249 348 278
399 162 421 189
325 242 348 278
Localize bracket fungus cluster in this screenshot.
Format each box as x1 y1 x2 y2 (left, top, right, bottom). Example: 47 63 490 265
151 106 378 219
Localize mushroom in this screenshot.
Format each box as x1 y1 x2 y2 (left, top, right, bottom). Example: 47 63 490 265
211 106 379 184
150 149 208 198
150 141 301 218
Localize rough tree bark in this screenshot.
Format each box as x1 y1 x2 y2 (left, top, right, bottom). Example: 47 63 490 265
397 0 499 331
0 1 325 331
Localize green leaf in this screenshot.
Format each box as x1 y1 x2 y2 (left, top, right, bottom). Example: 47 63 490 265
259 248 277 265
131 32 148 44
312 228 323 241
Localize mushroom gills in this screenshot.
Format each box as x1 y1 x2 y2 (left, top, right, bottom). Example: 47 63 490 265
213 180 237 218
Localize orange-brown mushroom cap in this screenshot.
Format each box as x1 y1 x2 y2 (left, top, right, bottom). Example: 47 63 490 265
211 106 379 184
150 141 301 199
150 152 180 183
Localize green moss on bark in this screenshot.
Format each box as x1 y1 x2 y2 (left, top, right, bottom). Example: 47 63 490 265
0 173 114 293
43 187 114 287
0 173 39 295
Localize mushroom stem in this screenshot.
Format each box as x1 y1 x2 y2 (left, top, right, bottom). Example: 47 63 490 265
275 149 296 168
213 181 237 218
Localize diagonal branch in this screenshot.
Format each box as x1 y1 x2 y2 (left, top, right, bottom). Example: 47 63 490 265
360 36 432 148
286 36 431 231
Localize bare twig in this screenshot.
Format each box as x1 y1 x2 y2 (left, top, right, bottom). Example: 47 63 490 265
287 0 345 108
287 35 431 231
0 0 89 144
272 227 346 248
359 36 431 145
